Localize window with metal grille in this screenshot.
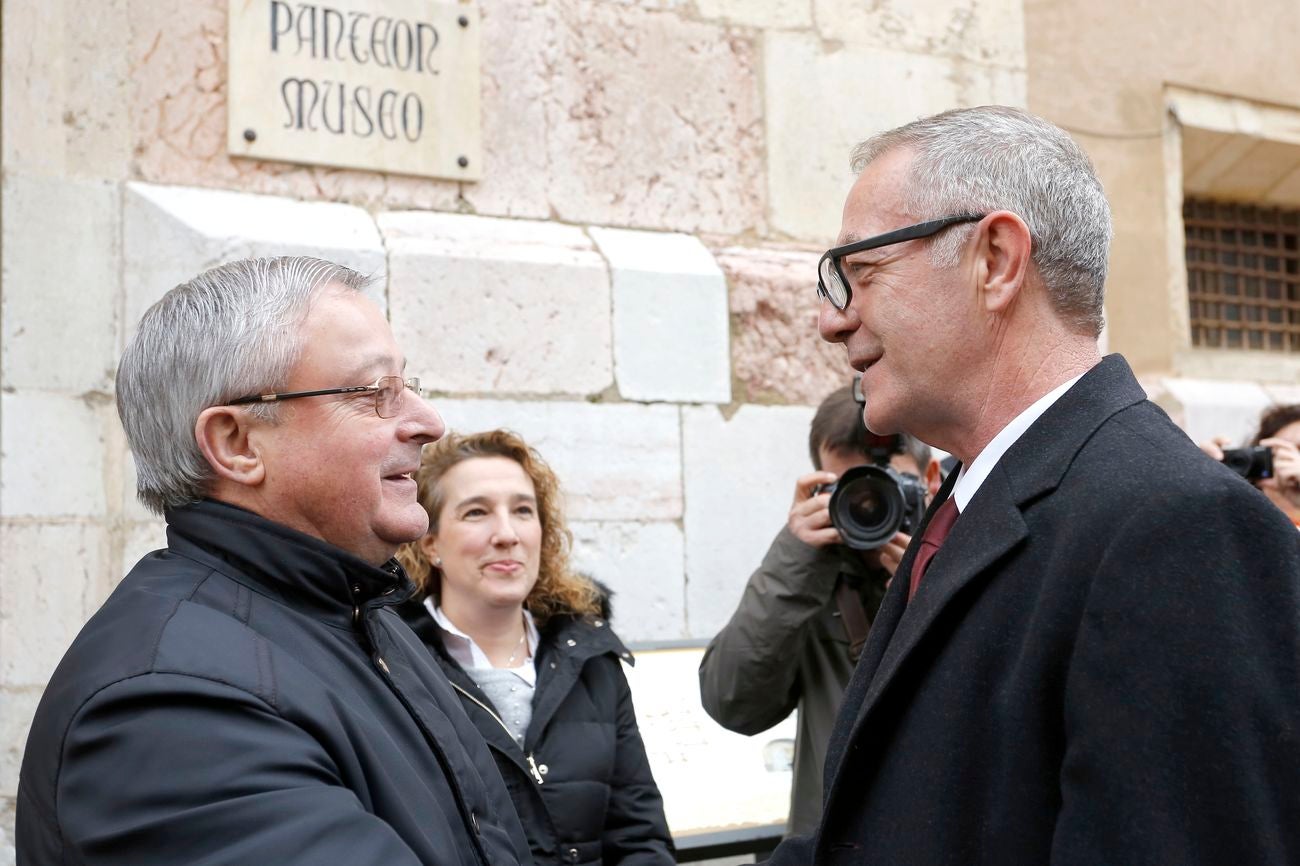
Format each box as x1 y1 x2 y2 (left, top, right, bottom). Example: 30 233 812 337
1184 198 1300 352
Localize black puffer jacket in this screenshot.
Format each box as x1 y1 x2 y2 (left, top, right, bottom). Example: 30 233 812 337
17 500 531 866
401 595 674 866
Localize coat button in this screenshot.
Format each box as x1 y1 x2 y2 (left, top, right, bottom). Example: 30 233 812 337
594 619 604 627
566 639 577 647
538 763 549 775
565 847 580 862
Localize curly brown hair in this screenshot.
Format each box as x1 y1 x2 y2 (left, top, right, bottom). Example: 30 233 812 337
395 429 602 626
1253 404 1300 446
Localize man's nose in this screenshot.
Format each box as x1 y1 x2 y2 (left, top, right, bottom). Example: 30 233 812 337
404 396 445 445
818 299 858 344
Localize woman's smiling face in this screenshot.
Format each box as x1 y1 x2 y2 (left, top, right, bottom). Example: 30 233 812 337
421 456 543 614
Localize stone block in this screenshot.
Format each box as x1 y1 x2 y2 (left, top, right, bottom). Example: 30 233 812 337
120 521 168 580
431 399 682 521
2 0 132 177
682 404 816 638
814 0 1025 66
380 212 613 396
714 244 850 404
569 521 686 642
0 688 40 821
0 522 106 687
1150 377 1271 445
122 182 387 344
539 1 765 235
764 31 1027 241
1 174 121 392
589 228 731 404
695 0 812 29
0 393 109 519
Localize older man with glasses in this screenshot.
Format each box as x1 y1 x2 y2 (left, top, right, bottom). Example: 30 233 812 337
763 106 1300 866
17 257 531 865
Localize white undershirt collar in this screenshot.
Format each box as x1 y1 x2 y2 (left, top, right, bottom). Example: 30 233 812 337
951 374 1084 513
427 598 539 685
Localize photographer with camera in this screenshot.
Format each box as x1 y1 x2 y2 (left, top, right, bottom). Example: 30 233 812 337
1201 404 1300 528
698 382 940 837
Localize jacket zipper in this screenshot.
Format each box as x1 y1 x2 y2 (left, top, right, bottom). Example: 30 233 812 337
449 681 545 785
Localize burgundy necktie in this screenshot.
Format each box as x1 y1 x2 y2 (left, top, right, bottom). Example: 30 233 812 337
908 497 959 600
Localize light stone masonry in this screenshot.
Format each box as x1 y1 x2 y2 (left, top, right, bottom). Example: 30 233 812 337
714 244 848 404
1149 377 1273 446
0 394 110 519
695 0 813 30
682 403 816 638
0 522 111 688
814 0 1026 66
764 31 1027 241
380 212 614 397
122 183 388 345
430 399 683 522
569 521 687 642
1 174 120 392
589 227 731 405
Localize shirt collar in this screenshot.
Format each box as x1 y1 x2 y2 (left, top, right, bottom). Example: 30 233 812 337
952 374 1084 512
426 599 539 681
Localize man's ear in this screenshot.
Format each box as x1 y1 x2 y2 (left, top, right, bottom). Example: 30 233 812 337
972 210 1033 315
925 458 943 497
194 406 265 487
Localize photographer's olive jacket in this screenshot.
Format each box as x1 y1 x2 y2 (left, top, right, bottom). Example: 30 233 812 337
16 500 532 866
698 529 885 837
766 355 1300 866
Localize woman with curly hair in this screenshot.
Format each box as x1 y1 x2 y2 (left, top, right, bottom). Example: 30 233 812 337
396 429 674 866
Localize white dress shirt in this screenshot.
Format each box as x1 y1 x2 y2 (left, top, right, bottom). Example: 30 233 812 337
427 599 539 686
951 373 1085 513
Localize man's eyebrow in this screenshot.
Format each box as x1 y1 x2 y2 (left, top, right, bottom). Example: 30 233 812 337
837 231 863 246
343 354 405 382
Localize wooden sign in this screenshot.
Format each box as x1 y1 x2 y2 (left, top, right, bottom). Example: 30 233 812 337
227 0 481 181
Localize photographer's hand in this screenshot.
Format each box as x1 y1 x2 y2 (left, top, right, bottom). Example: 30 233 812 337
1198 435 1233 461
1261 437 1300 506
878 531 912 585
788 471 841 548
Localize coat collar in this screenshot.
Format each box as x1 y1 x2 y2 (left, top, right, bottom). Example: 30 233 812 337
164 499 414 629
826 355 1149 792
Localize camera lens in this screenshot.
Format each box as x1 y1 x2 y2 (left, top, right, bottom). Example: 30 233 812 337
828 466 906 550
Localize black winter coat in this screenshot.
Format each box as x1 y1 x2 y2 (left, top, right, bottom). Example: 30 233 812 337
401 597 674 866
17 500 531 866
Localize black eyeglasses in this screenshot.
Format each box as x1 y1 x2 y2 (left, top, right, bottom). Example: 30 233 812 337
816 213 986 310
228 376 421 419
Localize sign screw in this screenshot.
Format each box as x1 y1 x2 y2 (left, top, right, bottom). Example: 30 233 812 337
458 15 469 27
458 156 469 168
243 129 257 143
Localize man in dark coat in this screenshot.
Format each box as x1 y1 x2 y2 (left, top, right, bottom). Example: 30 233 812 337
16 257 532 865
766 106 1300 865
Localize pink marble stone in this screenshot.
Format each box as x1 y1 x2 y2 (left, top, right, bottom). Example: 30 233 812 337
714 244 853 405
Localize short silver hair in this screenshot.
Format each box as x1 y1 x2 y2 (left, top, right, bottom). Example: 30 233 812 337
117 256 373 514
850 105 1112 337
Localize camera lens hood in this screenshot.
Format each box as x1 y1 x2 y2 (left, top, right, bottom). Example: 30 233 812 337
827 465 907 550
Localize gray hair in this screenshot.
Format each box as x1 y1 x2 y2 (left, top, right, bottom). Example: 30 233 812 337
850 105 1112 337
116 256 373 514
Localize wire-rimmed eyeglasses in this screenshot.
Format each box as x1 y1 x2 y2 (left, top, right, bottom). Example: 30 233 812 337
816 214 986 310
228 376 421 419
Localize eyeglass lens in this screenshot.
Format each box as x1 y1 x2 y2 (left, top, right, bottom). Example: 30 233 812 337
819 257 848 309
375 377 418 418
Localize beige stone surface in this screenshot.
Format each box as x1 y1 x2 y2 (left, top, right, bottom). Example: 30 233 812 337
2 0 132 178
764 31 1026 241
815 0 1025 66
0 522 109 687
538 0 766 234
0 394 110 519
1 688 41 815
696 0 812 29
717 244 860 404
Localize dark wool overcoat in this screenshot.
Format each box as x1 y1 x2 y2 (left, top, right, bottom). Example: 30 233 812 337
17 500 531 866
766 355 1300 866
402 596 674 866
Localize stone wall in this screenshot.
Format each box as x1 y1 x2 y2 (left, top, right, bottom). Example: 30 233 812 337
0 0 1028 849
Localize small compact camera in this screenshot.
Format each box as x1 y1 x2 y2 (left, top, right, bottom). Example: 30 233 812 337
1221 446 1273 481
821 464 928 550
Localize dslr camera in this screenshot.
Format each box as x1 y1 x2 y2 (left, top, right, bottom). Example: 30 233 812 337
818 377 928 550
1221 446 1273 482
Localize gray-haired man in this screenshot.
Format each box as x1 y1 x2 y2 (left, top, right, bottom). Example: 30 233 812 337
765 106 1300 864
17 258 531 865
